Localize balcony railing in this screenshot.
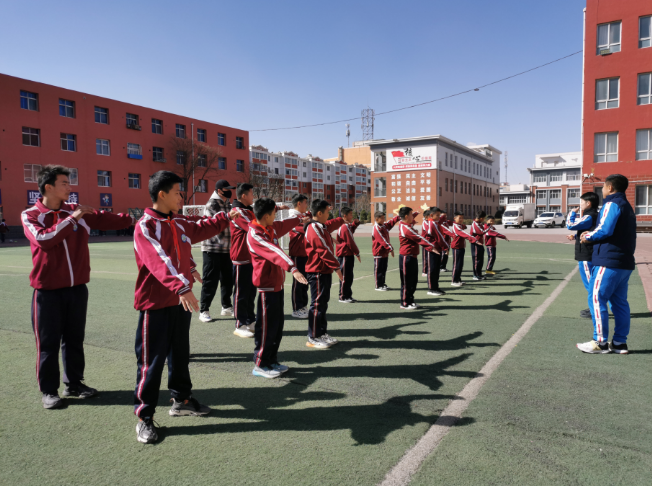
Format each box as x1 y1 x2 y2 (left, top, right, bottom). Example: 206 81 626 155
374 190 386 197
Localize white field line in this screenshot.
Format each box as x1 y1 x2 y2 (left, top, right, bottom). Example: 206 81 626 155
379 264 579 486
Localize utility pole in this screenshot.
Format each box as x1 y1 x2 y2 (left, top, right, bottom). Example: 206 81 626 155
361 108 375 141
504 150 508 185
345 123 351 148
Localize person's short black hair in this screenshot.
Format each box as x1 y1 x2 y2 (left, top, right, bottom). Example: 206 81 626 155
429 207 441 214
605 174 629 193
1 219 5 222
399 207 412 219
454 211 464 217
341 206 353 216
311 199 331 215
580 191 599 209
148 171 183 202
37 165 70 195
475 210 487 219
291 194 308 207
253 197 277 220
374 211 386 219
423 209 430 218
486 215 496 221
236 183 254 199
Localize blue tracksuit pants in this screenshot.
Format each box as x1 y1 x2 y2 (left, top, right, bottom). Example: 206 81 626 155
578 261 594 293
588 266 633 344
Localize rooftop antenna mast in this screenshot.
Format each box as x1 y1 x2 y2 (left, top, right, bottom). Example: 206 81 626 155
504 150 508 184
345 123 351 148
361 108 375 141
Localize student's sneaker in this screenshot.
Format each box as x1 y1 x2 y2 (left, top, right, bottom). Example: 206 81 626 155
169 397 211 416
339 298 354 303
270 363 289 374
375 286 389 291
610 342 629 354
486 270 496 275
136 418 159 444
576 340 611 354
440 268 448 273
292 309 304 318
400 303 418 310
427 290 445 296
62 383 97 399
252 365 282 379
473 276 481 281
234 326 254 338
579 308 592 319
450 282 463 287
421 273 427 277
221 307 234 316
322 333 339 345
306 336 333 348
198 312 212 322
42 393 63 409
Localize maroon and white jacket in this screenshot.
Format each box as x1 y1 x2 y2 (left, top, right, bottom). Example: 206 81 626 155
336 220 360 257
484 224 507 247
398 221 437 256
288 209 312 258
22 199 134 290
133 208 231 311
423 219 447 252
430 219 451 252
470 220 489 245
246 218 301 292
230 201 255 265
450 223 478 250
305 217 345 274
372 215 400 258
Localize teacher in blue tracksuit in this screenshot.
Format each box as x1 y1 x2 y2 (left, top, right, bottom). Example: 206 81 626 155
577 174 636 355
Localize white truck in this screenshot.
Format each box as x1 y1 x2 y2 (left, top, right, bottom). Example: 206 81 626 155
502 203 536 229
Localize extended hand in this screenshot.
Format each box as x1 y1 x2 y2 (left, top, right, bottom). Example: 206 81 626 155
390 250 395 258
300 216 311 224
72 205 95 221
580 231 589 244
277 204 290 210
335 269 344 282
228 209 240 220
179 292 200 313
566 234 575 241
292 271 308 285
192 271 203 284
356 255 361 263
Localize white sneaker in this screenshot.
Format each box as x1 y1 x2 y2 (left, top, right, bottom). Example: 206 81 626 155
427 290 444 296
473 276 481 281
338 298 354 303
198 312 212 322
400 303 418 310
421 273 427 277
375 287 388 291
306 336 332 348
576 340 611 354
322 333 339 344
221 307 234 316
451 282 463 287
292 309 305 318
234 326 254 338
252 365 282 379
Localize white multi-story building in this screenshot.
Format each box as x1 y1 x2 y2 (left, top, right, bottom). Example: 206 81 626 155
528 151 583 215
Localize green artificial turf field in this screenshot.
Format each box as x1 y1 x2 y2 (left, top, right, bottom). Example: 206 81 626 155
0 238 649 485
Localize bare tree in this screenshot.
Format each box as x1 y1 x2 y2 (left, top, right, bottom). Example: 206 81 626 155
168 136 226 205
248 167 285 202
354 192 371 219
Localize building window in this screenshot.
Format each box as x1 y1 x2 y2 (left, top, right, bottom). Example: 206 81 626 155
97 170 111 187
597 21 621 54
176 150 186 165
152 118 163 134
568 188 580 201
594 132 618 162
127 143 142 158
445 178 448 191
128 173 141 189
374 177 386 197
218 133 226 146
636 129 652 160
95 107 109 124
69 168 78 185
236 160 244 172
638 73 652 105
126 113 139 128
176 124 186 138
20 91 38 111
96 139 110 156
197 154 207 167
595 78 619 109
550 174 563 182
635 185 652 214
198 180 207 193
22 127 40 147
24 164 42 182
218 157 226 170
641 16 652 48
59 99 75 118
197 129 206 142
236 137 244 149
179 180 186 192
153 147 164 162
60 133 76 152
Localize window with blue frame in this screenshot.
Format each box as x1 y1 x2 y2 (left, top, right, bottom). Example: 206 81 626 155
60 133 76 152
236 159 244 172
95 106 109 124
218 157 226 170
20 91 38 111
59 99 75 118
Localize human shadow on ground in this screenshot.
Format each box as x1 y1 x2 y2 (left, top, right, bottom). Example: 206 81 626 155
282 322 431 339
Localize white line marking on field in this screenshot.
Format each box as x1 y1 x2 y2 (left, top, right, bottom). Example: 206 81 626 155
330 268 399 286
379 264 579 486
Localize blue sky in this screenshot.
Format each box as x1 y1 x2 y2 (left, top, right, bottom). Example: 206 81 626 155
0 0 586 184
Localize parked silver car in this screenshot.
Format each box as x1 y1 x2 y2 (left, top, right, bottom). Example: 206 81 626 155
534 212 565 228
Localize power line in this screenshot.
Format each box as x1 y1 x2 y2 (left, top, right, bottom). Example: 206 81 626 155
250 50 582 132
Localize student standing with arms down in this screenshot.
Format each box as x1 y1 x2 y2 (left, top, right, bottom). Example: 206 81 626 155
22 165 134 409
133 171 240 444
577 175 636 354
336 207 361 303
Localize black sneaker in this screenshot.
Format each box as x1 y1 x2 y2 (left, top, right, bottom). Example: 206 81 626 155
62 383 97 399
579 309 592 319
136 418 159 444
610 342 629 354
42 393 63 409
169 397 211 416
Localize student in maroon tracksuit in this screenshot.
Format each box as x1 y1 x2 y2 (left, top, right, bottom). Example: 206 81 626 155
450 211 478 287
336 207 361 303
372 210 400 290
470 210 488 281
421 210 431 277
304 199 344 348
288 194 312 318
22 165 134 410
423 207 448 296
132 171 239 444
246 198 308 378
397 207 438 310
439 212 453 272
484 215 509 274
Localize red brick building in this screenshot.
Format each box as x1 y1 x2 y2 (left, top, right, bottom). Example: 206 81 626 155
582 0 652 223
0 73 249 227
